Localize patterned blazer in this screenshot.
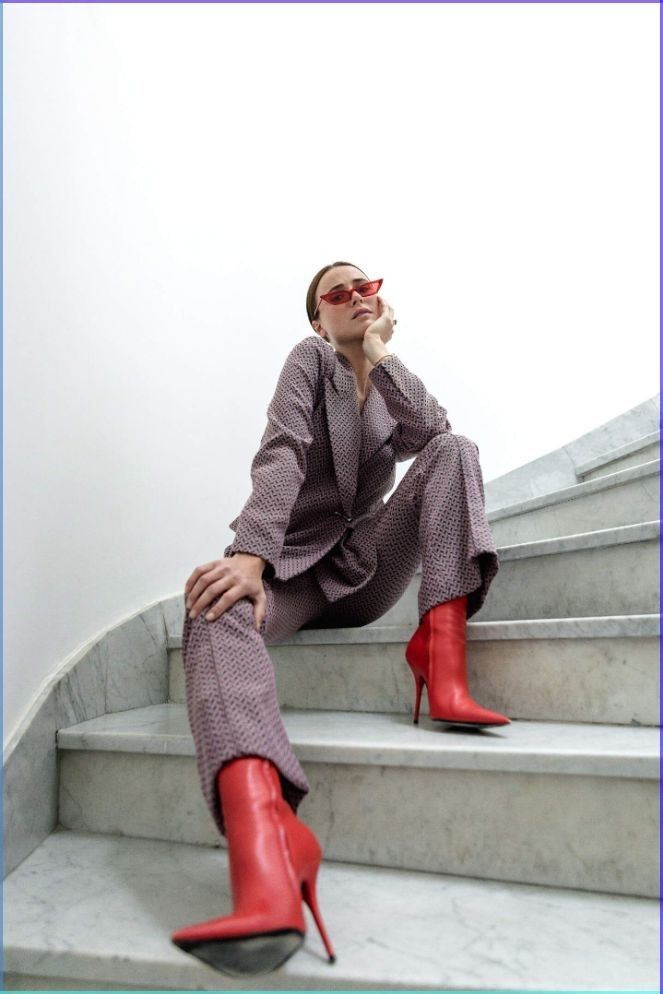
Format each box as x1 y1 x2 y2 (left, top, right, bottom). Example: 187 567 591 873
224 334 452 603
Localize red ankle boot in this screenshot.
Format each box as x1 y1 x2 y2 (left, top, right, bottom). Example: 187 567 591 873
405 596 511 728
170 755 336 976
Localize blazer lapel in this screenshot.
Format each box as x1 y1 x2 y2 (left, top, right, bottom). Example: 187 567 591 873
323 347 400 517
360 390 398 465
324 353 362 519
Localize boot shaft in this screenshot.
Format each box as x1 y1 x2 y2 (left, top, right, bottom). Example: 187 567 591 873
216 757 321 922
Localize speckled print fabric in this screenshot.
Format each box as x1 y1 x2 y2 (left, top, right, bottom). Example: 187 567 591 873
223 334 456 590
181 335 500 837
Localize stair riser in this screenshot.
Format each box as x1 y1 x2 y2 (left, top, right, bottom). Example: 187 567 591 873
58 751 658 898
489 473 659 546
168 637 659 726
473 538 658 622
580 445 660 481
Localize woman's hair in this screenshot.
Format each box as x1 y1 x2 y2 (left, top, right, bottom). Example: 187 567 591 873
306 260 369 326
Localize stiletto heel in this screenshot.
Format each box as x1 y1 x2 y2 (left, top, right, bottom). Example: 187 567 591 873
410 668 425 724
301 863 336 963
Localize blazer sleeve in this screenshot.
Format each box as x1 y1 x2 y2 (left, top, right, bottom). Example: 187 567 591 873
225 337 321 572
368 353 452 462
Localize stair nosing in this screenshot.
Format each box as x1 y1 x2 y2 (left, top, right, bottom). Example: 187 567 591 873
166 613 660 648
497 518 659 559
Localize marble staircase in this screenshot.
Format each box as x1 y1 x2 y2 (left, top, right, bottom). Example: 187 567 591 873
3 425 660 991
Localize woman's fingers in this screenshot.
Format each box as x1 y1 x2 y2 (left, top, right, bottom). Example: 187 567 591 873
186 581 212 613
185 559 233 609
185 560 221 597
185 557 267 629
188 576 267 630
188 575 229 619
253 590 267 631
204 585 265 626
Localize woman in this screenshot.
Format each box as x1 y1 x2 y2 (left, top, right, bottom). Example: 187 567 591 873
171 261 509 977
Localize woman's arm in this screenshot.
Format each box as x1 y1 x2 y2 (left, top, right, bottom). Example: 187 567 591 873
226 337 321 573
368 353 452 461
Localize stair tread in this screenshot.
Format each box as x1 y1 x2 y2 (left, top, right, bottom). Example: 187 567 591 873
56 704 659 778
3 828 658 991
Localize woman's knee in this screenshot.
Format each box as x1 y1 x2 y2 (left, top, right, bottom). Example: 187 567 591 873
420 432 479 459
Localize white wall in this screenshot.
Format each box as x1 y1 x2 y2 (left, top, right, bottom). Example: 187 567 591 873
4 2 659 747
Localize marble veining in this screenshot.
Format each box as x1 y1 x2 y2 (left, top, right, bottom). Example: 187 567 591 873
3 829 659 991
3 599 170 879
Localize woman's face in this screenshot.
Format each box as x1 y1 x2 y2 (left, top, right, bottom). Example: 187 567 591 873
311 265 377 349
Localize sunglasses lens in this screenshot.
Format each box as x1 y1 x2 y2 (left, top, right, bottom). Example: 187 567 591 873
359 281 381 297
323 279 382 306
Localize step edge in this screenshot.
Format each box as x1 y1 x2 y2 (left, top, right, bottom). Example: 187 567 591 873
167 613 661 648
497 518 660 560
55 710 661 779
575 429 660 476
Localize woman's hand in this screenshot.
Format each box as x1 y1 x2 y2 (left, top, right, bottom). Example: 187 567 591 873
362 295 396 358
184 553 267 631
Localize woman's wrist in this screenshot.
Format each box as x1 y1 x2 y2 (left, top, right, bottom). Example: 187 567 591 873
369 350 393 368
230 551 267 572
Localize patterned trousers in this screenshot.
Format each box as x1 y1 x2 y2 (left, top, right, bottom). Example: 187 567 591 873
181 434 499 837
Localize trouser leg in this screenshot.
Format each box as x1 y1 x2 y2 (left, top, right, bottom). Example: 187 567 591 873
416 432 499 621
180 568 328 837
305 432 499 629
181 435 499 835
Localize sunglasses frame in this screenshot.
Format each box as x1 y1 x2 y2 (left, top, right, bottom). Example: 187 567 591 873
315 278 383 319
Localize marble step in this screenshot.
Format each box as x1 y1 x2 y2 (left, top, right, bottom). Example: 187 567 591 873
453 519 659 625
487 458 659 545
576 429 660 482
56 704 659 897
3 829 658 992
168 614 660 726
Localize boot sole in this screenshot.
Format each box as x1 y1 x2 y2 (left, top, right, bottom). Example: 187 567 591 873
173 929 305 976
431 717 510 728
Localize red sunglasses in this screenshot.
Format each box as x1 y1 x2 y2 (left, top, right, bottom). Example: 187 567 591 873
315 278 383 318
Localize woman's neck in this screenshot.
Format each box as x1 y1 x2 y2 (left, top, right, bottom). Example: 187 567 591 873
335 346 373 396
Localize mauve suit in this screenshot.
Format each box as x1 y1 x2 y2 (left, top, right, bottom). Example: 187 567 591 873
181 334 500 836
